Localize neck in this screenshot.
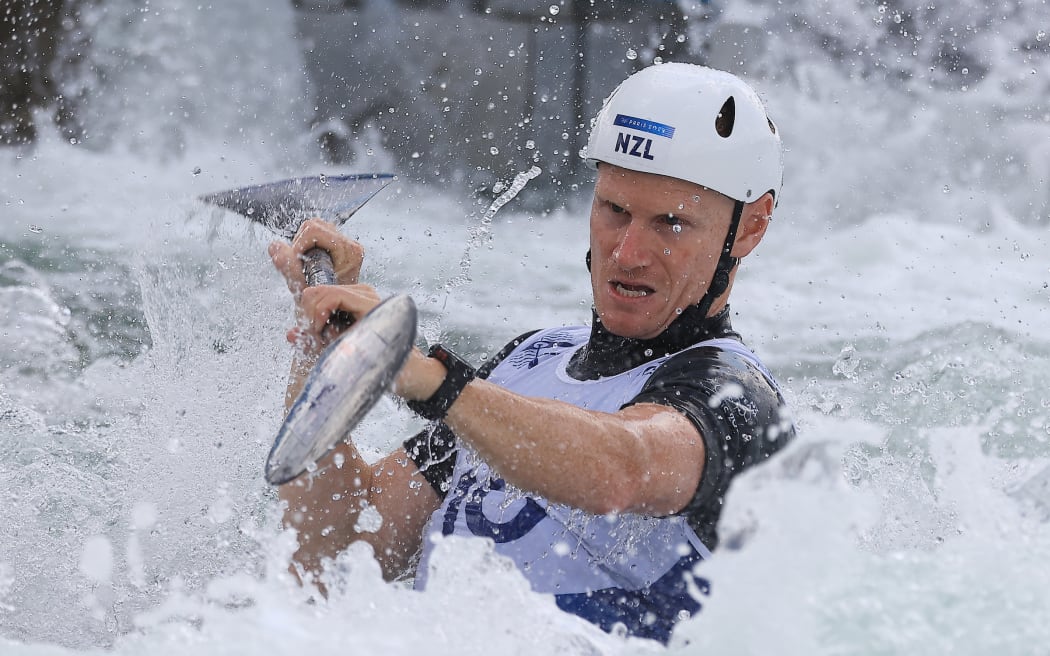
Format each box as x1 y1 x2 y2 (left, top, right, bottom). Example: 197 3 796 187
566 302 738 380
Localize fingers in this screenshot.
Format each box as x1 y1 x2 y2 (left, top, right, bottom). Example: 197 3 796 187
296 284 381 344
290 219 365 285
269 241 306 296
269 219 371 356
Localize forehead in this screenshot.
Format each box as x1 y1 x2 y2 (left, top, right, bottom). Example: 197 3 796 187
594 164 729 211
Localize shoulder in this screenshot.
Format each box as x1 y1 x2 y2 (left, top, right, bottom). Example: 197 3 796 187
639 339 791 446
644 339 783 404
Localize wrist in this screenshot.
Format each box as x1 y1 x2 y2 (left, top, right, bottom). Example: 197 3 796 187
406 345 477 421
397 352 446 400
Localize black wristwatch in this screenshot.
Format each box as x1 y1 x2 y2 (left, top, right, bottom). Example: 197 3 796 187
406 344 477 421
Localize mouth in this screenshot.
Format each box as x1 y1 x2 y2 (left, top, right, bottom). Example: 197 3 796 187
611 281 655 298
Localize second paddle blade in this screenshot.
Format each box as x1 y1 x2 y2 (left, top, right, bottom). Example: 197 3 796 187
265 294 417 485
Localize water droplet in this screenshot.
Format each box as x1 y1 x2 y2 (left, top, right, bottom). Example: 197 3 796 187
192 166 201 176
28 224 43 234
942 185 951 194
333 453 345 468
692 195 701 203
626 48 638 60
832 344 860 381
675 307 683 315
676 34 686 43
672 224 682 234
1037 30 1047 42
548 4 560 15
525 140 536 150
663 248 671 255
490 146 499 155
644 348 653 357
653 56 663 65
474 67 482 75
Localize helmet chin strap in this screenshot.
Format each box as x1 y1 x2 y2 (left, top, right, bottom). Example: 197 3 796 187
695 199 745 319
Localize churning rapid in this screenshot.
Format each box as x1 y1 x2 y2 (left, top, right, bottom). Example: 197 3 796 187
1 1 1049 654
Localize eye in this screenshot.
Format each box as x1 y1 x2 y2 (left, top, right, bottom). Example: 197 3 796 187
607 202 627 214
657 214 687 234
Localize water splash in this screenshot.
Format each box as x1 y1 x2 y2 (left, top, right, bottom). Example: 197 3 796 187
449 165 542 289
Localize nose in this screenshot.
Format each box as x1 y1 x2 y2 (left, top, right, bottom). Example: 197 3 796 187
612 220 652 270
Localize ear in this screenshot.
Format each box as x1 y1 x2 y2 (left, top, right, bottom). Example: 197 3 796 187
731 192 774 258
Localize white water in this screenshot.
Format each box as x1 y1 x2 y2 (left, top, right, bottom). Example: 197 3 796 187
1 1 1049 654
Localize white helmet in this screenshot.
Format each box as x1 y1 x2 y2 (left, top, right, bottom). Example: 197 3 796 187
584 63 783 204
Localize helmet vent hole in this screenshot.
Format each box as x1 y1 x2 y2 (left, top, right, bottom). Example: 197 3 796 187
768 118 777 135
716 96 736 138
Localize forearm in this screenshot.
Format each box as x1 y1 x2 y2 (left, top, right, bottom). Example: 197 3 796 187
279 438 439 581
279 441 373 575
285 350 317 410
270 225 441 579
280 349 345 571
440 380 701 515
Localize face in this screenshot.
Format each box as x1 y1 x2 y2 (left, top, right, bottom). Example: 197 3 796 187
588 164 741 340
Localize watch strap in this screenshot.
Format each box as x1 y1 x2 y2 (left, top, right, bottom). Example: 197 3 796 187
406 344 477 421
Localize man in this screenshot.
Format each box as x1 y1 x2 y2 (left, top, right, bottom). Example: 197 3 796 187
269 63 794 643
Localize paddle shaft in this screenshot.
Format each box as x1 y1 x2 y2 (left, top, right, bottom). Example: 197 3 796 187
302 247 356 330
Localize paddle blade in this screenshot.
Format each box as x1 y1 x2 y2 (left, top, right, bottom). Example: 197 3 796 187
265 294 417 486
200 173 395 239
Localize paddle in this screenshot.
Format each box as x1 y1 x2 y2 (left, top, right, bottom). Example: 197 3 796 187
265 294 417 485
200 172 396 328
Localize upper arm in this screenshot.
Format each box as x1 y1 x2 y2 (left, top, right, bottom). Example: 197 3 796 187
624 346 794 521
